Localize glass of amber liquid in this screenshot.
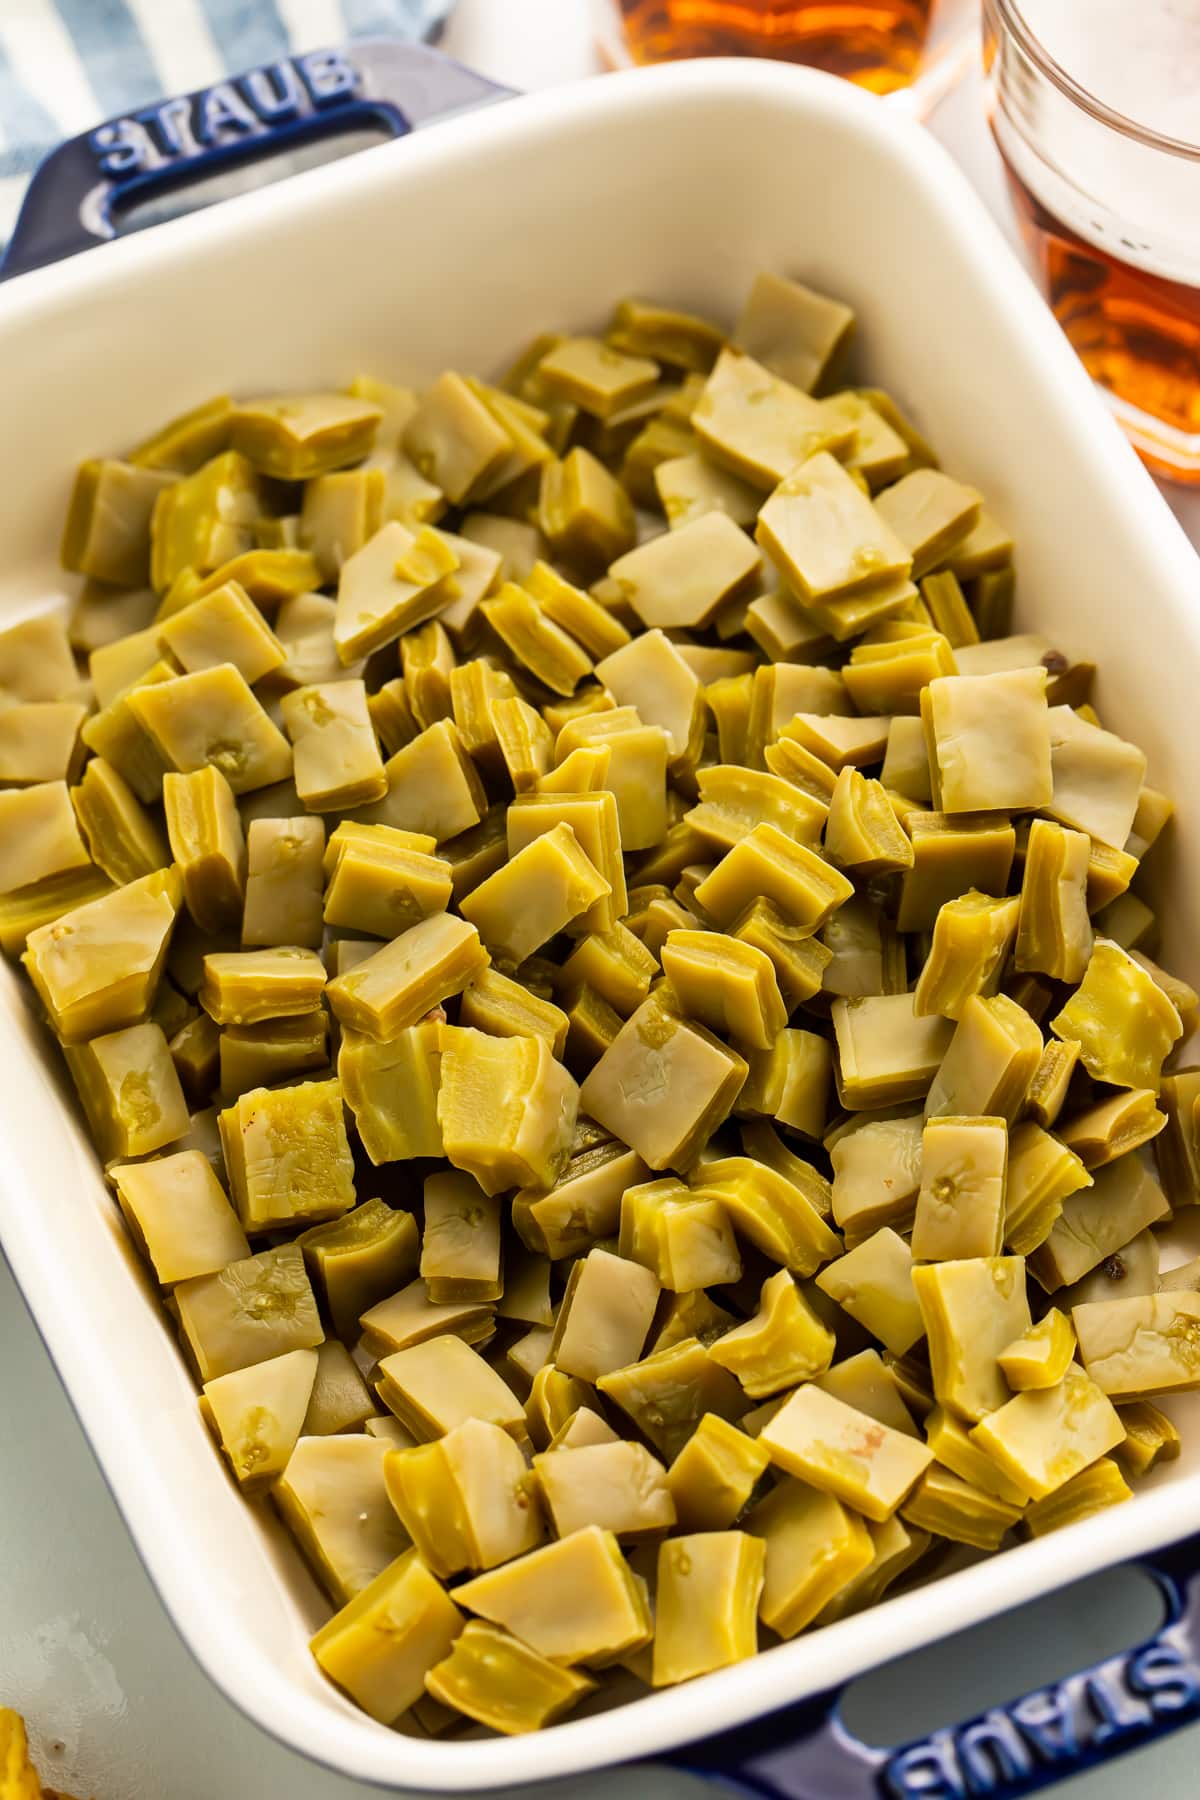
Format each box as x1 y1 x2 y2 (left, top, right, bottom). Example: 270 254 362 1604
617 0 937 96
985 0 1200 483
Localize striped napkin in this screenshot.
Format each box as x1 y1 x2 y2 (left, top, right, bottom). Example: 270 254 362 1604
0 0 454 249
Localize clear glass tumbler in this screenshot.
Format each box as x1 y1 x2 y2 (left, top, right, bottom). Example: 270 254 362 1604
984 0 1200 483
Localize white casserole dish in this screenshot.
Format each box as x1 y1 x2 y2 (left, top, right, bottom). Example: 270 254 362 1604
2 50 1200 1796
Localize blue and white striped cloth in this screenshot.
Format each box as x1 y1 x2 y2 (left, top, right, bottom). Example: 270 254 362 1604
0 0 453 248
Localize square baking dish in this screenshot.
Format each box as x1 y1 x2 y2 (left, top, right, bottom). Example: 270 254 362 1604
2 52 1200 1795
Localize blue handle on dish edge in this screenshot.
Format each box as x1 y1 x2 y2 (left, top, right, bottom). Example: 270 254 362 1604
664 1541 1200 1798
0 40 513 281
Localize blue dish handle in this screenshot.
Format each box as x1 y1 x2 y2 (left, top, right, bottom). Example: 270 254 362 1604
0 39 513 282
664 1541 1200 1798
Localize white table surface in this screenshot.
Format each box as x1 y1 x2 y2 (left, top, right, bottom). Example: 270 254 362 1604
4 5 1200 1797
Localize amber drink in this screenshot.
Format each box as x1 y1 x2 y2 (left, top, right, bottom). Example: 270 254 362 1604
618 0 935 94
985 0 1200 482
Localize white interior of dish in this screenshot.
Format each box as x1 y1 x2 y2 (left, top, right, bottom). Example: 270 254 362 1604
1 58 1199 1793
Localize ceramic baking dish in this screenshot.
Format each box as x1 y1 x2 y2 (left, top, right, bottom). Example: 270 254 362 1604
2 43 1200 1799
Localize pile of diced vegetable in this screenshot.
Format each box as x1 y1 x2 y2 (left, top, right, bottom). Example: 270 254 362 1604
4 270 1198 1737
